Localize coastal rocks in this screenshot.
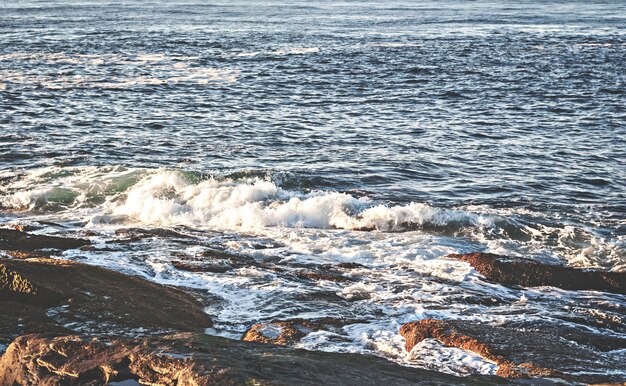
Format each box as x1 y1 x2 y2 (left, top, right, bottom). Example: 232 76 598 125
0 228 90 253
0 257 212 346
0 333 509 386
447 252 626 294
400 319 626 383
400 319 557 379
242 318 362 346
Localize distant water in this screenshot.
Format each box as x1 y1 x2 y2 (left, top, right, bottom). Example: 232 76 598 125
1 0 625 379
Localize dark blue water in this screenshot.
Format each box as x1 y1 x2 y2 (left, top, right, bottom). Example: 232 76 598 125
1 0 625 379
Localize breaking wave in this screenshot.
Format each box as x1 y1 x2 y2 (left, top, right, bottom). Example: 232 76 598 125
0 167 493 232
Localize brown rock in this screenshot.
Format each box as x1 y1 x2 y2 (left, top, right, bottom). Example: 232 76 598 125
242 318 364 346
447 252 626 294
400 319 558 379
400 319 626 383
0 333 510 386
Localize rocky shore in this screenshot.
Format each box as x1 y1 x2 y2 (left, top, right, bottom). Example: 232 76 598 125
1 228 625 385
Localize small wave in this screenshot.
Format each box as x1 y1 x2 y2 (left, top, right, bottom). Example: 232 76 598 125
96 170 493 232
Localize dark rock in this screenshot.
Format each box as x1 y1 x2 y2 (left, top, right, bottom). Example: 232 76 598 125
336 262 366 269
0 333 510 386
447 252 626 294
114 227 193 241
0 257 212 344
296 270 352 283
171 249 257 273
0 228 89 252
400 319 626 383
0 264 63 306
172 261 230 273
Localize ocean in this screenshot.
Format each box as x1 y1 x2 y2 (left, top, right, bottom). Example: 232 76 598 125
1 0 625 380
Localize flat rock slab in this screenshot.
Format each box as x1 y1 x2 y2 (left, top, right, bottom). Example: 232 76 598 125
0 258 212 344
447 252 626 294
0 333 513 386
0 228 89 252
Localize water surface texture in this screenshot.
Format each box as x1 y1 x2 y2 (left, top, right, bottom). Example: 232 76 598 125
1 0 625 379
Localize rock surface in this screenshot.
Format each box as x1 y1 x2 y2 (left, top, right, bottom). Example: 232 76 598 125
400 318 626 383
0 257 212 347
242 318 363 346
447 252 626 294
0 333 511 386
0 228 90 253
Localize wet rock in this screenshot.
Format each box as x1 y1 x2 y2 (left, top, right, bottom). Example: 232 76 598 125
172 261 230 273
447 252 626 294
335 262 366 269
400 319 626 383
0 228 90 252
400 319 558 379
114 227 193 241
296 270 352 283
242 318 364 346
0 257 212 343
0 333 509 386
172 249 257 273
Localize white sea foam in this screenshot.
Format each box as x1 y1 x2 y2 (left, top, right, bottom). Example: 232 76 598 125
83 170 493 233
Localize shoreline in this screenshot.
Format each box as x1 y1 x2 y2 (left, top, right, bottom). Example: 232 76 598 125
1 226 625 384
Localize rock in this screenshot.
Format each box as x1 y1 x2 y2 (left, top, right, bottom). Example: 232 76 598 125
171 249 257 273
400 319 626 383
114 227 193 241
242 318 365 346
0 257 212 346
335 262 366 269
296 270 352 282
0 264 62 306
447 252 626 294
0 333 510 386
0 228 90 252
172 261 230 273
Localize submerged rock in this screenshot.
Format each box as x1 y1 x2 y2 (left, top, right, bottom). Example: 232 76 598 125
447 252 626 294
114 227 193 241
400 319 626 383
0 228 90 253
0 333 510 386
